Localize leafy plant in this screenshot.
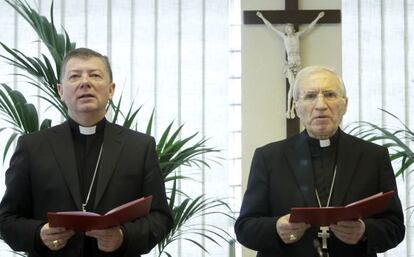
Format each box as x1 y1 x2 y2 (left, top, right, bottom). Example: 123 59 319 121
0 0 233 256
0 84 51 162
347 109 414 177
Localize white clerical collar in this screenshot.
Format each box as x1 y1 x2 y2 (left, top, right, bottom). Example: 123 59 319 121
79 125 96 135
319 139 331 148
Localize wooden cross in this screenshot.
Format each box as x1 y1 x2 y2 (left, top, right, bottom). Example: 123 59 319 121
243 1 341 138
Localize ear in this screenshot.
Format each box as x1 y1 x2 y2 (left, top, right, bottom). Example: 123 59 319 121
108 83 116 99
342 97 349 115
57 84 64 101
294 100 301 118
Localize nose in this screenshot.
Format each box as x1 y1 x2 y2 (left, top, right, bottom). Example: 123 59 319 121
314 93 327 110
79 74 91 88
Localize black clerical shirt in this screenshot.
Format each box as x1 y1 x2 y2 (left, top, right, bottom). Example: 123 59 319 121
68 117 106 212
307 130 340 207
68 118 112 257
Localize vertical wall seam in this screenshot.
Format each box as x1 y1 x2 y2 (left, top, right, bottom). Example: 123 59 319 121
61 0 65 30
85 0 88 47
177 0 182 127
177 1 183 256
107 0 112 61
404 0 410 130
357 0 362 121
13 4 18 89
380 0 385 126
201 0 206 255
37 0 43 113
403 0 410 256
153 0 159 138
130 0 135 103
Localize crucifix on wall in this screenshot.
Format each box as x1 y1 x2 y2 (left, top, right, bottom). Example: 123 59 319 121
243 1 341 138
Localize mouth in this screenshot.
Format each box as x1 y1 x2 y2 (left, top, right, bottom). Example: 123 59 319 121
78 93 95 99
313 115 330 121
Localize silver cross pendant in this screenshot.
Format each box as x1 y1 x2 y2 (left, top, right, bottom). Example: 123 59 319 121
318 226 330 257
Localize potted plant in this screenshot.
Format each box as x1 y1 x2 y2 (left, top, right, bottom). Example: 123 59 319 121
347 109 413 178
0 0 233 256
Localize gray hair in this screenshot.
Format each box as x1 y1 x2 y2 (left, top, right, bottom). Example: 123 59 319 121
292 65 346 101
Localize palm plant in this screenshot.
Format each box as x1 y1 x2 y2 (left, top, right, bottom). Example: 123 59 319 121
0 0 233 256
347 109 414 178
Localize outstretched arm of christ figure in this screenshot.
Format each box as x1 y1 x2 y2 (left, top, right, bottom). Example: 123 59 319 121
256 11 285 38
296 11 325 37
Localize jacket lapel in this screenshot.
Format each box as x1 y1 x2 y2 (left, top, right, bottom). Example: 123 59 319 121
285 131 317 207
94 122 124 209
47 122 82 209
331 131 362 206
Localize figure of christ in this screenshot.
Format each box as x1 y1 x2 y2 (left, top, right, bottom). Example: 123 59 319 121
256 11 325 119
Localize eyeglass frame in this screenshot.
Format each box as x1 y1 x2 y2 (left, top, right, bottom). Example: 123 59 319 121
296 89 346 103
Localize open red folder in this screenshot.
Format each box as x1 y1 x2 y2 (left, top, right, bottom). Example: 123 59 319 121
289 191 394 226
48 196 152 231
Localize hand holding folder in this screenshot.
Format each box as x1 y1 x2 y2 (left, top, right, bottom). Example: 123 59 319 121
48 196 152 231
289 191 394 226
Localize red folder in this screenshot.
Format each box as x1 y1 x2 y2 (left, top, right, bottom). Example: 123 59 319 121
48 196 152 231
289 191 394 226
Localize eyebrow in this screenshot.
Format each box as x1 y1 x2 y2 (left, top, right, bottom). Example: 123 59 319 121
67 69 102 73
302 89 338 93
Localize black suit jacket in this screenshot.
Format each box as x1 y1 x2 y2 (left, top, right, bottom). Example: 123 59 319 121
235 130 404 257
0 121 172 257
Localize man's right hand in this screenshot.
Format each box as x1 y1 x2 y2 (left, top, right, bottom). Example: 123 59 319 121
40 223 75 251
276 214 310 244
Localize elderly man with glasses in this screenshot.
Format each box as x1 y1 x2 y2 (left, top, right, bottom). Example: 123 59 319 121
235 66 404 257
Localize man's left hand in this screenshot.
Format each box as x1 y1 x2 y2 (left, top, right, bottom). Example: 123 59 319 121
330 219 365 245
85 226 124 252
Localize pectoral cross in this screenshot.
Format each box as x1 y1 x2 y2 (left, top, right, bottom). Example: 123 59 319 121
318 226 330 256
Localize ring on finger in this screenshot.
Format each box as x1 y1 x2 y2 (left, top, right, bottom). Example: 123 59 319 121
289 234 297 241
52 239 60 248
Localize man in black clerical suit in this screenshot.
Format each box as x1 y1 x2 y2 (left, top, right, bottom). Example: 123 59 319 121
0 48 172 257
235 66 405 257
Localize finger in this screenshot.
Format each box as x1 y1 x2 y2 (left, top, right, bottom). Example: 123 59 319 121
41 227 75 250
60 230 75 242
97 241 114 252
47 239 66 251
336 220 358 226
96 236 119 252
41 224 67 234
42 229 74 243
40 224 64 245
330 227 359 245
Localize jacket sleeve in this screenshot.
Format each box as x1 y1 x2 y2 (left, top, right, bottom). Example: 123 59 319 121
121 137 173 256
0 136 46 254
363 147 405 254
234 148 286 254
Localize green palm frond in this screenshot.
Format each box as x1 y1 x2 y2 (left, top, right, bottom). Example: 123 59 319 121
158 193 234 256
347 109 414 177
153 121 220 180
1 0 76 117
4 0 76 79
0 44 67 117
0 84 38 133
107 97 142 129
0 84 51 161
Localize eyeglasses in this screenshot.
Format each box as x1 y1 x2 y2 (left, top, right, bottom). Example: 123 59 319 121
298 90 344 103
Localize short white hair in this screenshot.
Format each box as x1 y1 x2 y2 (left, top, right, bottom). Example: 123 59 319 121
293 65 347 101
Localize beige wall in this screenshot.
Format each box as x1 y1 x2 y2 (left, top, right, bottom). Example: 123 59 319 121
240 1 341 256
